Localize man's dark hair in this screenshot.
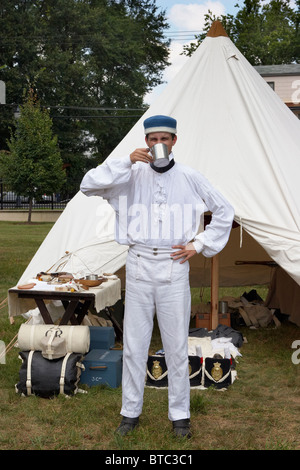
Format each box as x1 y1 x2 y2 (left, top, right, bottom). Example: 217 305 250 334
146 133 176 140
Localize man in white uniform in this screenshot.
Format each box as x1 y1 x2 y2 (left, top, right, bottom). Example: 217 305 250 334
80 115 234 438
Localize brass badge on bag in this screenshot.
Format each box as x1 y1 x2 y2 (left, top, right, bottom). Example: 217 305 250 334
152 360 163 379
211 362 223 382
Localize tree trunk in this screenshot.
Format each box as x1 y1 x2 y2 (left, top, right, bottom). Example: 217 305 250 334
28 198 33 223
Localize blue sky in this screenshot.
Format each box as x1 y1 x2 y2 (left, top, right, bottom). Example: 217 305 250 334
145 0 240 103
145 0 296 103
157 0 239 30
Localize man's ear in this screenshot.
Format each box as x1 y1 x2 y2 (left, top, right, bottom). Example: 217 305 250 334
172 135 177 146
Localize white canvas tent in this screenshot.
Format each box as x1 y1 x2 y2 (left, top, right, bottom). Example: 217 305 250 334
8 22 300 325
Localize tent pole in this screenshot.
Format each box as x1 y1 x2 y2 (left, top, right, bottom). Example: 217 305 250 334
210 254 219 329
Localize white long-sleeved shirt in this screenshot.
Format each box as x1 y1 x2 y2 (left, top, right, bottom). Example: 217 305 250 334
80 153 234 257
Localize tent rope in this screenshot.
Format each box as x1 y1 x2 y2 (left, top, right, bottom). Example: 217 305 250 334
0 317 31 362
0 297 8 311
46 246 128 277
239 218 243 248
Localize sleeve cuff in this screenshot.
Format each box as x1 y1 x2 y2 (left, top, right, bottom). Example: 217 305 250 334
192 238 204 254
127 154 133 166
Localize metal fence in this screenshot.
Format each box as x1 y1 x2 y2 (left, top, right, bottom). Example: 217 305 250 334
0 181 70 210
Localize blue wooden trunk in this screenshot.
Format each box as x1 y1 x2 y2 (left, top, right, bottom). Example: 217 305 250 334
81 349 123 388
88 326 115 351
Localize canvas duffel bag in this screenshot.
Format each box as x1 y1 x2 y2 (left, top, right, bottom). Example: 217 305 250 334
18 324 90 358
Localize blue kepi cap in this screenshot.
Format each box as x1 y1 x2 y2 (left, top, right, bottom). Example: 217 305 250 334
144 115 177 135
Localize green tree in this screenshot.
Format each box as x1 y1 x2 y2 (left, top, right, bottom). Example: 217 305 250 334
2 91 66 222
0 0 170 196
183 0 299 65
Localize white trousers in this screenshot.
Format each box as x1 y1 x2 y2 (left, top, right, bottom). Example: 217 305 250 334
120 245 191 421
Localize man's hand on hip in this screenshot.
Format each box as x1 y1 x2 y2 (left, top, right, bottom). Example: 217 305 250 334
171 243 197 263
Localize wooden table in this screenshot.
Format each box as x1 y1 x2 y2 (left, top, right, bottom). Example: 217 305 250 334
9 277 123 339
9 288 94 325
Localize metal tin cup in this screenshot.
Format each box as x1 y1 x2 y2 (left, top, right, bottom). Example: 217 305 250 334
219 301 228 314
150 143 170 168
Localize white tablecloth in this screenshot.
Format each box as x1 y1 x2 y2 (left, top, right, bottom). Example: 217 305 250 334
8 277 121 320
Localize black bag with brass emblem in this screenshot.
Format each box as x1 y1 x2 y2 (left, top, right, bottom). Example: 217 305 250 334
202 357 232 389
188 355 203 387
145 355 202 388
146 356 168 388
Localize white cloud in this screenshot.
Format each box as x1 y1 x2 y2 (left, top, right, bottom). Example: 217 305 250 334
144 41 194 105
144 1 227 105
164 42 189 81
169 1 226 31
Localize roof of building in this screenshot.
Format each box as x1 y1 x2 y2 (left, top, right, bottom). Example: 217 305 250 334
254 64 300 76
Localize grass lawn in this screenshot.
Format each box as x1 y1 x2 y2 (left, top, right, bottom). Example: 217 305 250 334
0 221 299 451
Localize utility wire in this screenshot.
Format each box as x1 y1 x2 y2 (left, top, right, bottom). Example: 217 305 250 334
47 106 145 111
0 104 146 111
52 115 142 119
0 30 202 45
